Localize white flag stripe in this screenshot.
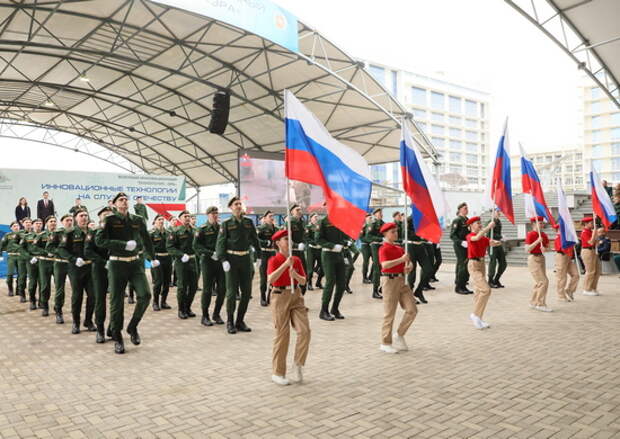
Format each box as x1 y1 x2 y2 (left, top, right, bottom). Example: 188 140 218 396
482 117 509 210
557 186 578 246
591 168 617 218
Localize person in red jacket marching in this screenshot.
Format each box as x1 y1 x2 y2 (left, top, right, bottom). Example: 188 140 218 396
579 217 600 296
552 223 579 302
525 217 551 312
465 217 501 329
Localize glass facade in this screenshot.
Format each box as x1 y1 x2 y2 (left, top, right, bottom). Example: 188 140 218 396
449 96 461 113
465 100 477 117
411 87 426 106
431 91 444 110
368 65 385 85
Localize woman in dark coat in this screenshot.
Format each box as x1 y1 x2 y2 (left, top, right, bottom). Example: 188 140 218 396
15 197 31 227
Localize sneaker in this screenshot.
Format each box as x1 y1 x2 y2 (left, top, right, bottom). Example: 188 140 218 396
479 320 491 329
271 375 289 386
292 364 303 383
469 313 485 330
379 344 399 354
392 333 409 351
535 305 553 312
582 290 599 296
529 304 536 309
566 292 574 301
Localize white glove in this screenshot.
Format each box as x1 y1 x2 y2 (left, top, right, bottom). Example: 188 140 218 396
297 243 305 251
125 240 137 251
75 257 85 267
151 259 160 268
105 261 111 270
344 258 350 266
461 241 468 248
333 244 343 252
181 254 190 263
30 257 38 264
222 261 231 272
211 253 219 261
437 244 441 249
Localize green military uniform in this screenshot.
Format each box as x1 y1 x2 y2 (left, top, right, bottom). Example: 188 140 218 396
365 216 385 296
316 215 349 320
487 217 507 287
395 219 404 244
58 226 95 331
167 224 198 318
430 243 442 281
95 208 154 348
22 230 40 308
69 205 87 216
16 229 29 301
1 229 22 296
289 215 307 295
359 222 372 282
31 230 55 313
46 229 69 320
194 220 226 324
84 227 109 338
150 227 172 309
215 213 261 332
404 217 433 303
304 221 322 289
134 203 148 221
256 221 277 304
450 214 470 293
344 240 360 293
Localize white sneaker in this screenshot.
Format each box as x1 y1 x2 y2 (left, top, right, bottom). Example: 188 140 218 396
271 375 289 386
392 333 409 351
379 344 399 354
529 304 536 309
292 364 303 383
535 305 553 312
480 320 491 329
582 290 599 296
470 313 485 330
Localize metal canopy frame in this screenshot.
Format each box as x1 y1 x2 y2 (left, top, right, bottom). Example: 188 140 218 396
0 0 437 189
505 0 620 109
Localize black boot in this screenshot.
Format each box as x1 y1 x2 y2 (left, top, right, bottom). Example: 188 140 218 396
55 311 64 324
106 327 113 339
489 279 499 288
260 292 268 307
362 277 372 284
430 276 439 283
29 301 37 310
454 286 469 295
160 295 171 309
84 321 97 332
372 289 383 299
345 286 353 294
423 284 435 290
127 326 141 345
315 279 323 289
114 333 125 354
178 309 188 319
319 304 335 321
331 308 345 319
7 282 14 296
71 322 80 334
96 326 105 344
186 308 196 318
236 319 252 332
201 314 214 327
495 279 505 288
41 307 49 317
414 291 428 304
212 313 224 325
227 320 237 334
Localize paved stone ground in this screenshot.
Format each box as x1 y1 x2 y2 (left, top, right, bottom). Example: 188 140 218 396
0 263 619 438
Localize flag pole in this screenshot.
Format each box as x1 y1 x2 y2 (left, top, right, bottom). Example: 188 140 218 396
402 118 409 248
283 89 295 296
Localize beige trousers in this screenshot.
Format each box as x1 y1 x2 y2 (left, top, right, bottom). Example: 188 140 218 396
581 248 601 292
554 253 579 299
271 287 311 377
380 276 418 345
468 259 492 318
527 254 549 306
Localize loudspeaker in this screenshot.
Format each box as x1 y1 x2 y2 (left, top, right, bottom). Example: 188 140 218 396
208 90 230 135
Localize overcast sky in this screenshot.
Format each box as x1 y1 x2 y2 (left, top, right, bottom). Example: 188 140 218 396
1 0 586 174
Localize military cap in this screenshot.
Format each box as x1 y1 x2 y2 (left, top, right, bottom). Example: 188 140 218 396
289 204 300 212
466 216 481 226
372 207 382 214
392 211 401 218
72 208 88 217
60 214 72 221
112 192 128 203
97 207 113 217
580 216 593 223
262 210 272 218
9 220 18 227
380 222 397 234
206 206 219 214
44 215 56 224
33 218 43 224
152 214 164 224
178 210 190 218
227 196 240 207
272 229 288 242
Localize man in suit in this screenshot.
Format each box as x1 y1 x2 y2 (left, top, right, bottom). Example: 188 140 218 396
37 192 55 225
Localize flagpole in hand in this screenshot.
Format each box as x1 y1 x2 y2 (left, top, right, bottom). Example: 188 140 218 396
283 90 295 296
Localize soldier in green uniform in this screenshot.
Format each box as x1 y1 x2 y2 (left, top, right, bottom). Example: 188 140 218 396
134 196 148 221
85 207 114 343
287 205 307 295
47 214 73 323
365 208 385 299
257 210 277 306
16 218 33 303
0 221 22 296
215 196 261 334
150 215 172 311
343 240 360 294
190 214 201 289
23 218 44 310
304 213 322 291
166 210 198 319
487 209 507 288
194 206 226 326
393 212 403 244
68 198 86 216
360 214 372 284
95 192 155 354
429 243 442 283
405 216 433 304
316 214 349 320
450 202 473 295
58 209 96 334
31 216 57 316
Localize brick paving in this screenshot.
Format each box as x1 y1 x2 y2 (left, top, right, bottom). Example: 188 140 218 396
0 263 619 438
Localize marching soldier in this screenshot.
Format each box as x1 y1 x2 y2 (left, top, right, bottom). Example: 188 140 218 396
288 204 307 295
167 210 198 319
23 218 43 310
450 202 472 295
85 207 114 343
360 214 373 284
392 211 403 243
316 214 349 320
215 196 261 334
31 216 57 316
150 215 172 311
487 209 507 288
58 209 96 334
405 216 433 304
134 196 148 221
68 197 86 216
525 217 551 312
257 210 277 306
96 192 155 354
465 217 500 329
0 221 22 297
190 214 201 286
552 223 579 302
47 214 73 323
194 206 226 326
267 229 311 386
366 208 385 299
377 222 417 354
579 217 600 296
429 243 442 283
16 218 33 302
305 213 322 291
344 239 360 294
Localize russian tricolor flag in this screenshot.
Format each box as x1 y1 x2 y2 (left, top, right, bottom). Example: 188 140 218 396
284 90 371 239
590 167 618 230
556 186 578 249
488 119 515 224
520 144 555 226
400 120 446 244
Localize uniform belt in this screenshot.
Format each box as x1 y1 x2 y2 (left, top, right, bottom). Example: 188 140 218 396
109 255 141 262
54 258 68 263
556 251 566 255
530 253 543 256
227 250 249 256
370 242 382 246
8 252 20 256
405 240 424 245
469 257 482 261
260 248 276 252
38 256 55 261
381 273 404 278
80 260 93 265
271 287 294 294
155 252 169 257
309 244 321 249
322 247 342 253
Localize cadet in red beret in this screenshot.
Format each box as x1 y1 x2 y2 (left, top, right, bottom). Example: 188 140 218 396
377 222 417 354
579 216 600 296
525 216 551 312
266 229 310 386
552 222 579 302
465 216 501 329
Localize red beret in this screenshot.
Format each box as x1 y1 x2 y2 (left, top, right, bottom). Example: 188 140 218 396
530 216 545 223
465 216 480 226
581 216 593 223
271 229 288 242
380 222 397 234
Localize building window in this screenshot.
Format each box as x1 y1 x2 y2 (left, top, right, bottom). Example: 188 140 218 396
449 115 462 125
565 164 573 172
576 153 582 160
465 130 478 141
592 145 604 158
466 154 477 164
613 173 620 181
412 108 426 119
591 101 602 114
467 177 478 184
592 130 603 142
591 115 602 129
480 103 486 119
450 140 462 150
575 177 583 185
431 91 445 110
371 164 387 183
450 165 462 174
391 70 398 96
612 158 620 170
411 87 426 106
431 112 444 122
368 65 385 85
465 100 478 117
564 177 573 185
575 165 582 173
591 87 601 99
466 143 477 153
449 96 461 113
612 112 620 126
612 127 620 140
451 152 462 162
592 159 604 172
466 166 478 176
612 143 620 155
449 127 462 138
465 119 477 129
432 136 445 147
431 124 444 135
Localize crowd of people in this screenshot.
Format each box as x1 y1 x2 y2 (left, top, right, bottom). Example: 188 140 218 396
0 189 617 386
